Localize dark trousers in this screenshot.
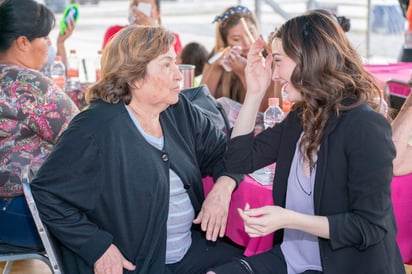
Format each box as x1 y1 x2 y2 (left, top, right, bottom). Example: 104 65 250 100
0 195 43 249
165 229 243 274
210 245 323 274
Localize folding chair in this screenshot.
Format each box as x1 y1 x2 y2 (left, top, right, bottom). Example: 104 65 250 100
383 79 412 118
0 166 64 274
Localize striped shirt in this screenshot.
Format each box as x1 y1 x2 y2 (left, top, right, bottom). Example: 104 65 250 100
126 105 194 263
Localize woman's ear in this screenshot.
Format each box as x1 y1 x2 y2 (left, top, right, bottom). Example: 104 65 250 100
14 36 30 52
133 78 144 89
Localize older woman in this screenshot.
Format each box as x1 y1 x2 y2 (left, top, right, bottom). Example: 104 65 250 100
0 0 79 250
31 25 243 274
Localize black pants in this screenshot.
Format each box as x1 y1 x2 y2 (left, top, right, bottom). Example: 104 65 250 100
165 229 243 274
209 245 323 274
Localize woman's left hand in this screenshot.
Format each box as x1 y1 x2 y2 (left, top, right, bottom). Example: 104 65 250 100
238 203 286 237
193 176 236 241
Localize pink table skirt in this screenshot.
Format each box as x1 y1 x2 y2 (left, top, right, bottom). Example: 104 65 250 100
203 176 274 256
365 62 412 96
392 173 412 264
204 173 412 262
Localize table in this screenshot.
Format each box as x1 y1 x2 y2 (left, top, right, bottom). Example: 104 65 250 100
365 62 412 96
202 175 274 256
204 173 412 262
65 84 88 110
392 173 412 264
365 62 412 114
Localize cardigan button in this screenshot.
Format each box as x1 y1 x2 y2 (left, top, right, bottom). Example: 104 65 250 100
184 184 191 189
162 153 169 162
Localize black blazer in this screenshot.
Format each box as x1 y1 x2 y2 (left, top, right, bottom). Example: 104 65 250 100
225 104 404 274
31 95 242 274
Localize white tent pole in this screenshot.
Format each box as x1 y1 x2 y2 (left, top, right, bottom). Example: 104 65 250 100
367 0 372 61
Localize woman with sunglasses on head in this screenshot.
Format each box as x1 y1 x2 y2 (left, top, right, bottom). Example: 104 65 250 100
201 5 278 112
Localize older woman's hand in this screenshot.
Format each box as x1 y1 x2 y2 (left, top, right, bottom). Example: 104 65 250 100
193 176 236 241
94 244 136 274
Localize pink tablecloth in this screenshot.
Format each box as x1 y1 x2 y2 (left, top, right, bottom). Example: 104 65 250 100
392 173 412 264
204 173 412 261
365 62 412 96
365 62 412 83
203 176 274 256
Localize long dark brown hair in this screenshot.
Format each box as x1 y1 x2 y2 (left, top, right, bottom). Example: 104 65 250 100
272 10 382 168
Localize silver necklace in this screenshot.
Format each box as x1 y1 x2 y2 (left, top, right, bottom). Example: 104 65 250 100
295 158 314 196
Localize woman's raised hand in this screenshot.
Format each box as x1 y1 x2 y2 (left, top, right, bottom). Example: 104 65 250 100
245 36 273 97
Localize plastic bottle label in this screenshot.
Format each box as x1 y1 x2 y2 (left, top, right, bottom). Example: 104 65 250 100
52 76 66 89
67 68 79 78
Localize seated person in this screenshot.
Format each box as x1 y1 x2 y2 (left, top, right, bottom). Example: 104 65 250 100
41 13 76 77
102 0 182 55
209 10 403 274
392 90 412 175
31 25 243 273
178 41 209 87
0 0 79 250
201 5 277 112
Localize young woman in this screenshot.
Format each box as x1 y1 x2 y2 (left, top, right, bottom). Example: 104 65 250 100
209 10 404 274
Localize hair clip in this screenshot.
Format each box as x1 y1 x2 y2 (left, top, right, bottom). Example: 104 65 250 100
212 5 251 25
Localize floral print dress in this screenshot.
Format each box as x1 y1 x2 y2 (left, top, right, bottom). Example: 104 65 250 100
0 64 79 198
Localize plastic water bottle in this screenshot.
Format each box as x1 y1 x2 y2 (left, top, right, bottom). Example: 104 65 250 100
50 55 66 89
262 97 285 182
95 49 102 82
264 97 285 129
66 49 81 90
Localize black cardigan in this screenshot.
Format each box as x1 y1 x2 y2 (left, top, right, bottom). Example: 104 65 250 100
31 95 242 274
225 104 404 274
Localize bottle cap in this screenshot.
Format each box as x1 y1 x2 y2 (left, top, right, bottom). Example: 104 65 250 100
268 97 279 106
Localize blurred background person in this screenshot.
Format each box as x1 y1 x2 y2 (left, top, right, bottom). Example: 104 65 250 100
201 5 278 112
177 41 209 87
392 90 412 175
0 0 79 250
41 14 76 77
102 0 182 55
31 25 243 274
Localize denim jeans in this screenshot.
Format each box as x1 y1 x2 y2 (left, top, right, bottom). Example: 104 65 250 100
0 195 43 249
